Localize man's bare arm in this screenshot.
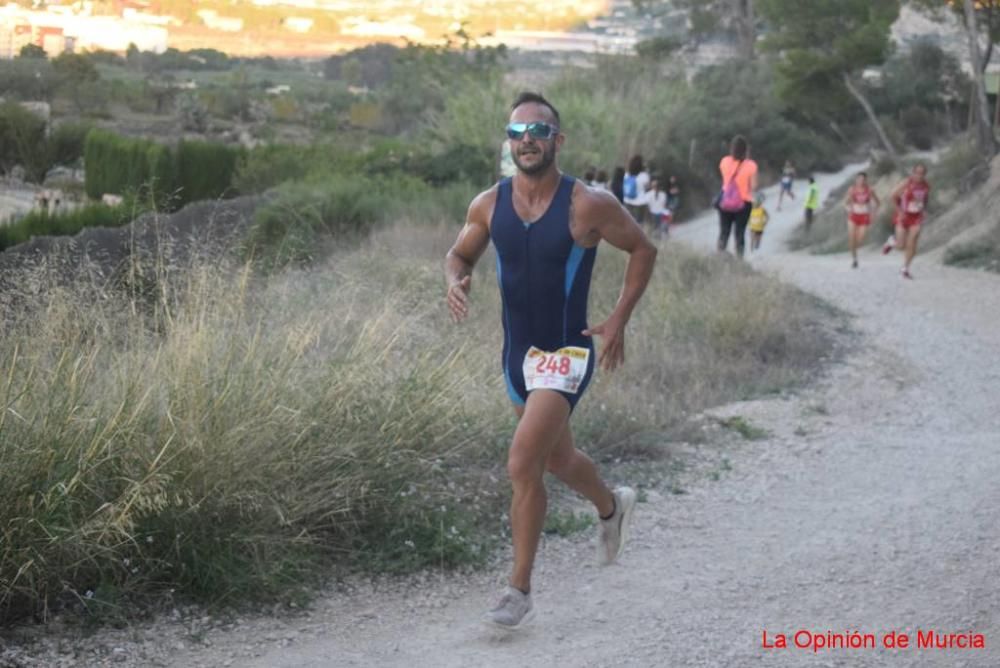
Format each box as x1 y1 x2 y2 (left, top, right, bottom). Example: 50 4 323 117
576 188 657 371
445 189 494 323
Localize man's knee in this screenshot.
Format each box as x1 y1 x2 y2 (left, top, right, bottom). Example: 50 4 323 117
508 445 546 485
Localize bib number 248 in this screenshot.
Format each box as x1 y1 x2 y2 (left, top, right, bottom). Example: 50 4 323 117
522 346 590 394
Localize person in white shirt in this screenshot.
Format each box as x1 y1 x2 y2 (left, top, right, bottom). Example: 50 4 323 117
645 178 670 238
592 169 609 191
623 155 651 226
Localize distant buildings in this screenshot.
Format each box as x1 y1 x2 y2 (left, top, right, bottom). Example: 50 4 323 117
283 16 314 33
195 10 244 33
0 21 34 59
341 16 426 41
0 4 167 57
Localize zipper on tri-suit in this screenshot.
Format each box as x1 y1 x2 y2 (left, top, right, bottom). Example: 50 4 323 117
524 223 532 339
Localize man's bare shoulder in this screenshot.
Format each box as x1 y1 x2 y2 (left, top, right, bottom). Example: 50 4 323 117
468 183 501 226
571 179 623 221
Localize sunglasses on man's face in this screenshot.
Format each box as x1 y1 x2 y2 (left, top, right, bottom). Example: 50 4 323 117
506 122 559 141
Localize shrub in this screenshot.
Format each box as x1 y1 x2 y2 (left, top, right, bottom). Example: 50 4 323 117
84 129 149 200
84 130 239 208
899 106 936 150
0 101 48 182
234 143 325 194
175 140 242 203
243 176 388 269
48 121 92 167
0 203 133 251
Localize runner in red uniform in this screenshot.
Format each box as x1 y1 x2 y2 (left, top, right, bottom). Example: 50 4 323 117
882 164 930 280
844 172 880 269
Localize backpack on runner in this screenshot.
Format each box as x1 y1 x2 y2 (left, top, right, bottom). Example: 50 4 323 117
717 161 745 212
623 174 638 201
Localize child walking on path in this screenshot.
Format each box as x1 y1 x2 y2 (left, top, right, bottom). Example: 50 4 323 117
804 177 820 230
749 194 769 252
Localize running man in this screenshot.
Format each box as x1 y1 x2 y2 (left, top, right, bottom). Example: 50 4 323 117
882 163 930 279
844 172 880 269
777 160 796 211
445 92 657 631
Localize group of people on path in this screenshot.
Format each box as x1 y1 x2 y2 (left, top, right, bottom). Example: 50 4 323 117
447 92 935 636
582 157 682 240
715 135 931 277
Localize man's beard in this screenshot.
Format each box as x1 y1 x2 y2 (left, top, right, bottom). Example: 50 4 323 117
512 144 555 175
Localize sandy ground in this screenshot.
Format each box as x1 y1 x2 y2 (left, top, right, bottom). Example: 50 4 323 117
4 166 1000 667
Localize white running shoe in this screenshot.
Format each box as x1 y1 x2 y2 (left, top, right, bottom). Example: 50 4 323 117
597 487 637 566
882 235 895 255
484 586 535 631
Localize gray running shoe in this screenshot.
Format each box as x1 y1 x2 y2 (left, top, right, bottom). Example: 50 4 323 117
484 586 535 630
597 487 637 566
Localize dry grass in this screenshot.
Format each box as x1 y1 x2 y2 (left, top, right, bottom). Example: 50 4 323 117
0 218 837 625
944 221 1000 272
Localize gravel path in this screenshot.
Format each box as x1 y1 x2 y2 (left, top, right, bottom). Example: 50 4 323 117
5 166 999 667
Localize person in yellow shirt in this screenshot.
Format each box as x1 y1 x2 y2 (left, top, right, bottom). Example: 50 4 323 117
749 194 769 252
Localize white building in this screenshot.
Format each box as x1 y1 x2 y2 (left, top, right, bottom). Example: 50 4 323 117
340 17 426 41
283 16 314 33
195 9 244 32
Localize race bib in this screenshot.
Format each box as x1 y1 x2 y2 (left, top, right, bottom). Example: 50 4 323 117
851 202 869 214
522 346 590 394
906 200 924 214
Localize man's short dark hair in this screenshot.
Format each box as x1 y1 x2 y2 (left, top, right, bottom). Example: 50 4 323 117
511 91 561 126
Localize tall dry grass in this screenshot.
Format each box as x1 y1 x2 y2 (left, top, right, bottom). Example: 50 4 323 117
0 219 835 624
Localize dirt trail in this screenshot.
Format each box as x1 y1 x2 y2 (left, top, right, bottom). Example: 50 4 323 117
8 167 1000 667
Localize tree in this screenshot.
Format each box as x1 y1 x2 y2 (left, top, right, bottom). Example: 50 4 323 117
635 0 755 58
913 0 1000 73
758 0 901 161
17 43 46 60
126 42 141 70
51 52 100 113
961 0 998 156
0 102 50 182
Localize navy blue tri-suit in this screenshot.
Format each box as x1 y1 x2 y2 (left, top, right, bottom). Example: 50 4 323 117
490 174 597 412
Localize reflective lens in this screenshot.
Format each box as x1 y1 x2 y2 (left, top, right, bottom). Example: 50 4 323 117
506 122 558 140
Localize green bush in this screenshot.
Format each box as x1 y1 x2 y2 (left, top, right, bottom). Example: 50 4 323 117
234 143 325 193
0 204 132 251
235 138 494 196
899 106 936 151
243 175 392 269
84 129 145 200
48 121 92 167
146 142 179 207
0 102 50 182
175 139 242 203
84 130 239 209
